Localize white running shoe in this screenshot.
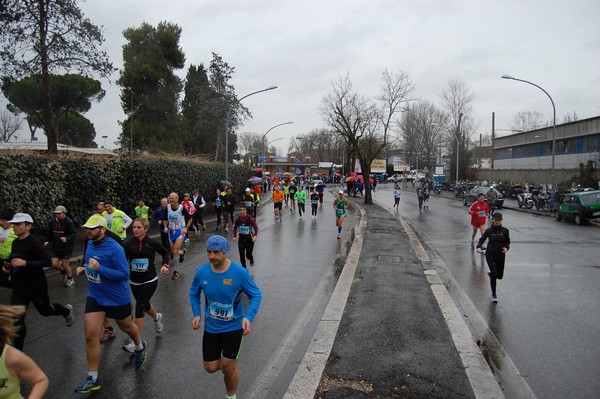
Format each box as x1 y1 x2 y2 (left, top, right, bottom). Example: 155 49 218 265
122 339 135 353
154 313 164 333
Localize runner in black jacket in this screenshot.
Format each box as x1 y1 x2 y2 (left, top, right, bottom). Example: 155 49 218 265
121 218 170 352
476 212 510 303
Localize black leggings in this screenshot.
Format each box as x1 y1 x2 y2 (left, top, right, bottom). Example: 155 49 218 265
216 208 223 227
131 280 158 318
238 237 254 268
298 203 305 217
11 273 69 350
311 203 318 216
486 251 506 296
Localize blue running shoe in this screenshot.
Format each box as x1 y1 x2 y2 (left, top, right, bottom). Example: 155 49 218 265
74 377 100 394
135 341 147 367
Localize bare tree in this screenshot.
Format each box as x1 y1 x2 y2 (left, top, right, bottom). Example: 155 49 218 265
320 75 375 203
0 109 22 142
561 111 579 124
320 70 413 204
399 101 447 171
511 111 548 132
440 80 476 181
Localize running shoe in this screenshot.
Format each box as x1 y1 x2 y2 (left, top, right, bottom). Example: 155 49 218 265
62 273 68 285
171 270 180 280
99 328 116 342
65 304 75 327
193 226 198 235
224 228 229 233
179 249 187 263
65 277 75 287
154 313 164 333
135 341 147 367
250 260 254 267
74 377 101 394
122 339 135 353
490 294 498 303
337 234 341 239
299 216 302 220
202 224 206 231
184 237 190 243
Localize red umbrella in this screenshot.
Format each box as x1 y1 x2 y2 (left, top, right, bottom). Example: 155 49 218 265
344 176 357 182
357 175 364 183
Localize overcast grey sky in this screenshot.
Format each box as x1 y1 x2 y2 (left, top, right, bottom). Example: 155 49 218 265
15 0 600 153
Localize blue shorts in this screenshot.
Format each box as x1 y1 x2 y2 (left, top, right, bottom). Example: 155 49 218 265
85 296 132 321
169 229 183 243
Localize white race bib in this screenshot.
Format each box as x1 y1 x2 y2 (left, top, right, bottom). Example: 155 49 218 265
209 301 233 321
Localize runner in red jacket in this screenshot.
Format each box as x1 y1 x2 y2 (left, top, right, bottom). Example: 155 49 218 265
468 193 489 248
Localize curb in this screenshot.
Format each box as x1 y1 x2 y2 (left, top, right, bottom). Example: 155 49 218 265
377 198 506 399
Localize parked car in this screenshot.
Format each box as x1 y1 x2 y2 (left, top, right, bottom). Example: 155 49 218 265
386 174 404 183
554 190 600 225
463 186 504 208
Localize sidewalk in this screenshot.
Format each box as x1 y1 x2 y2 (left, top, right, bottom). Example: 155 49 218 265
286 194 503 398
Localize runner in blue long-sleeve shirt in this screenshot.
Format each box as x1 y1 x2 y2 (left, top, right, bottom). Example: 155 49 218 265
189 235 262 399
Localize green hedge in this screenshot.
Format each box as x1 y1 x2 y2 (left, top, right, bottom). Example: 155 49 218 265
0 154 252 231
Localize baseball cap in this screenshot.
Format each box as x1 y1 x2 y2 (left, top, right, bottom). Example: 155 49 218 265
53 205 67 214
8 213 33 224
82 214 107 229
491 212 503 220
338 189 344 194
245 188 251 192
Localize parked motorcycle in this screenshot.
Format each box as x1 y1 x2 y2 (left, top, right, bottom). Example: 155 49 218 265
516 191 534 209
531 189 546 210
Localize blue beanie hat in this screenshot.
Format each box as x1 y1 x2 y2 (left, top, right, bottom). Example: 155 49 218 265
206 235 230 253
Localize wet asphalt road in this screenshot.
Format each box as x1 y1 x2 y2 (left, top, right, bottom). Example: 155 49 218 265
0 194 357 398
372 183 600 399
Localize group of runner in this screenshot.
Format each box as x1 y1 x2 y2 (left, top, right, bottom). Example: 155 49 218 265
0 182 353 398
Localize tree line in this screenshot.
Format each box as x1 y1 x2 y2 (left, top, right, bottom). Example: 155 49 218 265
0 1 249 159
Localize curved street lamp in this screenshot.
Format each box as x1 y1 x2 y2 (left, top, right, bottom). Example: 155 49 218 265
501 75 556 185
261 121 293 167
224 85 278 180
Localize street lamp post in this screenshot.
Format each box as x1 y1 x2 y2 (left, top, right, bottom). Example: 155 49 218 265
224 86 278 181
502 75 556 186
261 121 293 168
453 113 463 182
